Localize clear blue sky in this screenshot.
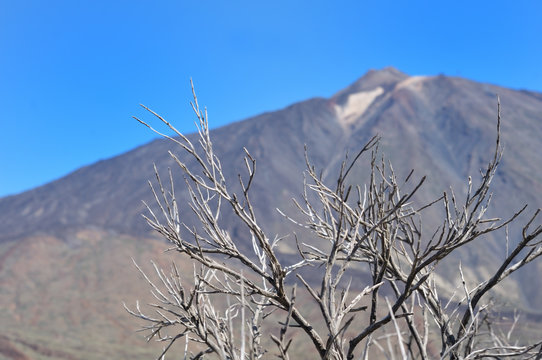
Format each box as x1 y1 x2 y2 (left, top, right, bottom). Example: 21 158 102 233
1 0 541 197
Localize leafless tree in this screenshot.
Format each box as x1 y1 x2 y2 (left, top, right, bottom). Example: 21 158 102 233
125 83 542 359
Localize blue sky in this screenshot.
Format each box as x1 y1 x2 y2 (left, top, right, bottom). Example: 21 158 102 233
1 0 541 197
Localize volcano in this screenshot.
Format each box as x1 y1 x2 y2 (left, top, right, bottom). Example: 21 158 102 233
1 67 541 359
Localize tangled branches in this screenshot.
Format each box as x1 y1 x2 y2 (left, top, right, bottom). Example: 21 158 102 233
126 85 542 359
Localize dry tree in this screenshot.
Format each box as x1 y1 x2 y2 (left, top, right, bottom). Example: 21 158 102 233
125 82 542 359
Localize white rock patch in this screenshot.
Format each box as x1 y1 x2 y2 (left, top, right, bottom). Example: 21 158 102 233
335 86 384 126
394 76 428 91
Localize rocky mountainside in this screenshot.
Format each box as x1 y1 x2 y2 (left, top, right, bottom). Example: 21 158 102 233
1 67 541 359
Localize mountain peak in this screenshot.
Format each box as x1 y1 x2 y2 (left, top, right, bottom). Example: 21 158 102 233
330 67 410 126
333 67 409 104
366 66 406 78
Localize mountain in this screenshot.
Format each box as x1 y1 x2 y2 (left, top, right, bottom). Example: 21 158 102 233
1 67 541 359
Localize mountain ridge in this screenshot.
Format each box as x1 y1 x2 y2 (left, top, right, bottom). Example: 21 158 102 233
1 67 541 246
